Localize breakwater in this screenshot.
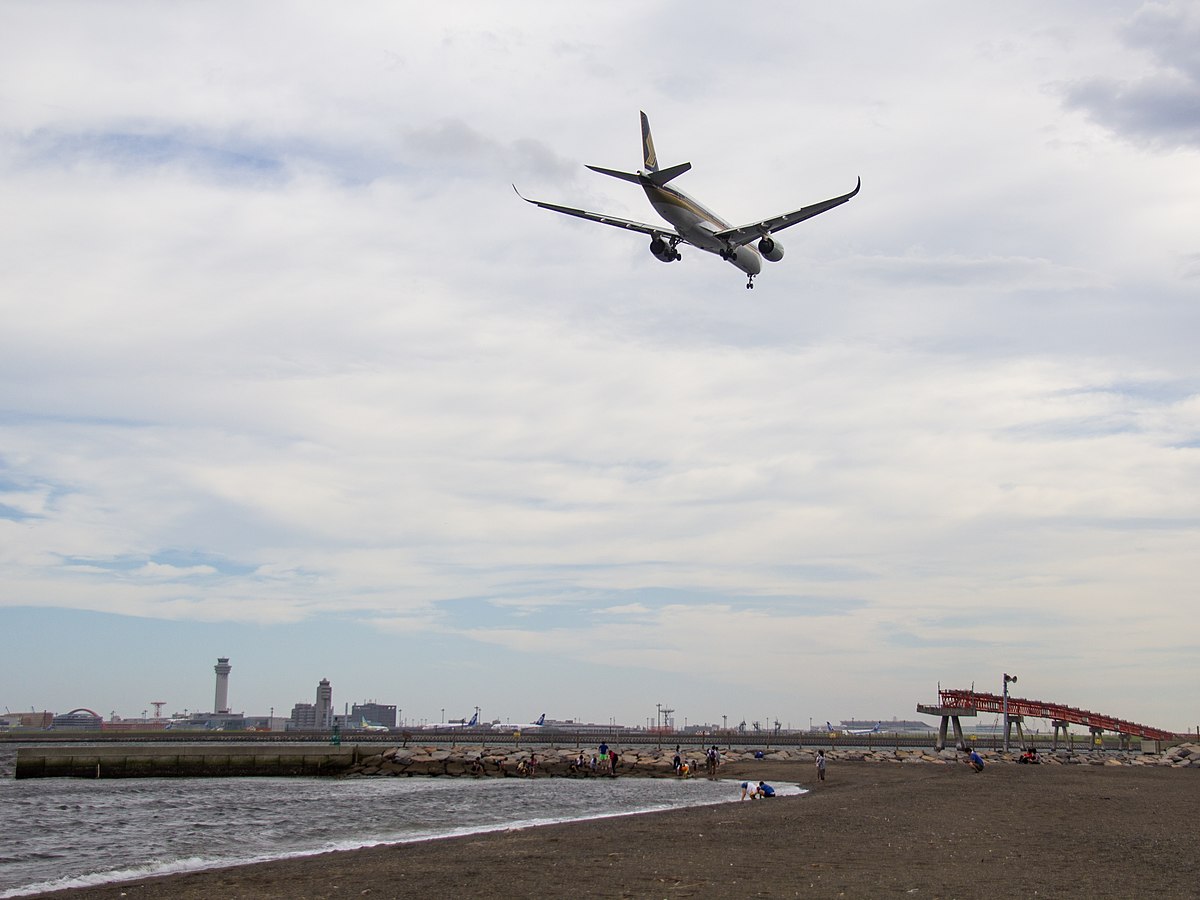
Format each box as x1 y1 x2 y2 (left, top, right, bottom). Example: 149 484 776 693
15 740 1198 779
14 744 356 779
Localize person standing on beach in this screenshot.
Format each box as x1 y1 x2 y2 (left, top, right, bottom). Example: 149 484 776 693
815 749 826 782
609 749 619 776
706 745 720 779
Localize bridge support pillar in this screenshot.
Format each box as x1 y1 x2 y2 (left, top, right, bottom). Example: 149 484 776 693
1004 714 1026 751
1090 727 1105 752
916 704 976 751
1051 720 1071 749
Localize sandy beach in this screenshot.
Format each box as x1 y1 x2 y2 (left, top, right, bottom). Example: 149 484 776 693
32 758 1199 899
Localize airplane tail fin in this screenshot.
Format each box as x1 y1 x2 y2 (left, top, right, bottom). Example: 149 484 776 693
536 714 545 726
640 111 658 172
467 713 478 726
637 111 692 184
583 113 690 187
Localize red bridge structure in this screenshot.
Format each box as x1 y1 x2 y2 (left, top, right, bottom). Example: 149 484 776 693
918 687 1177 751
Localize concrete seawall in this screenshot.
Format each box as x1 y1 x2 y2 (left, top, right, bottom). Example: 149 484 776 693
15 744 359 779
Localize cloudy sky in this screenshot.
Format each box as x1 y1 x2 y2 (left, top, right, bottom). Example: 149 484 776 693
2 2 1198 733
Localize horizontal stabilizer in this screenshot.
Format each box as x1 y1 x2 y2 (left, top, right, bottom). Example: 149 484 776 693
648 162 696 187
586 161 692 186
646 161 691 185
585 164 644 184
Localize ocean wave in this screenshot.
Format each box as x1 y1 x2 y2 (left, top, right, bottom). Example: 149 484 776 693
1 776 803 896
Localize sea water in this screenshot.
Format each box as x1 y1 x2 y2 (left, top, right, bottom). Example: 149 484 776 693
0 747 800 897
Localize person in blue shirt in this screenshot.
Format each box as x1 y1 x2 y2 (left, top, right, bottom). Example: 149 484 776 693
966 747 985 772
757 781 776 797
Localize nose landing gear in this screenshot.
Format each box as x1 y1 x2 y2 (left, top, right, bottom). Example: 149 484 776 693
745 274 755 290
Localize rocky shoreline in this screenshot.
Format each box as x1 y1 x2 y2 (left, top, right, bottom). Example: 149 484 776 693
344 740 1200 777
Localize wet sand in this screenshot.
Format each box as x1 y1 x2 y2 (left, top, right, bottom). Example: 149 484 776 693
33 759 1199 899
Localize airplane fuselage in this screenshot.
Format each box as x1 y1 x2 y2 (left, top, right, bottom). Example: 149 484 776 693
642 180 762 277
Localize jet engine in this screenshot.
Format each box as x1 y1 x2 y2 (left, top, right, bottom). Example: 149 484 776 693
649 236 681 262
758 235 784 262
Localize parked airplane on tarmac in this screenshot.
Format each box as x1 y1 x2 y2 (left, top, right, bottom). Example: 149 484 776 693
358 718 389 733
423 712 479 730
828 721 882 736
514 111 860 289
492 713 546 732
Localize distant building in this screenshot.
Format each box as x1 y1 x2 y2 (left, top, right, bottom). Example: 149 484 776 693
543 719 627 735
51 709 103 730
288 702 317 730
351 702 396 729
243 716 287 732
288 678 335 730
174 711 245 730
102 717 170 731
316 679 333 730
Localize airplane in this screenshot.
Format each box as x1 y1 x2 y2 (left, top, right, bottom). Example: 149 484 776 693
828 721 882 736
358 718 389 733
491 713 546 732
422 712 480 730
514 111 860 289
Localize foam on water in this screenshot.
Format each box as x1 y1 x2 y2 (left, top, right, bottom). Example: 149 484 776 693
0 756 803 898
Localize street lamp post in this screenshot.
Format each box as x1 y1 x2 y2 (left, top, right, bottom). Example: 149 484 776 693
1003 673 1018 752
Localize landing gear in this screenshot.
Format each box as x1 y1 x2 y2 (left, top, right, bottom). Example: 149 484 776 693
745 274 755 290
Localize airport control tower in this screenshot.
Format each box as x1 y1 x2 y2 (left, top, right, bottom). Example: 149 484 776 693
213 657 232 714
315 678 333 730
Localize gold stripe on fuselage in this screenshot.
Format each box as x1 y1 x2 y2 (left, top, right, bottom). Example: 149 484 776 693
643 183 731 231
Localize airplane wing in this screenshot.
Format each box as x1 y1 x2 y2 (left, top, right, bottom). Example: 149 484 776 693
513 185 681 240
714 177 860 247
